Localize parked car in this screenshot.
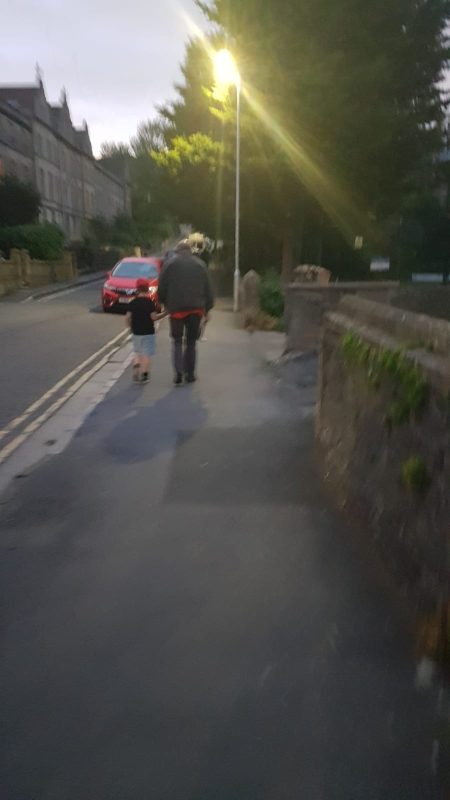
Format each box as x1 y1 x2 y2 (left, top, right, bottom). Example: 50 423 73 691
102 257 162 312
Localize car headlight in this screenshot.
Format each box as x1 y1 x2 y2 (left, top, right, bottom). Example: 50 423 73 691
104 282 116 292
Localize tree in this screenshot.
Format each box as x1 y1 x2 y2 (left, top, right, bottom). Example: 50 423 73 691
100 124 174 247
128 119 170 231
130 119 169 157
159 38 221 139
155 0 450 277
99 142 130 158
0 176 40 226
152 133 226 233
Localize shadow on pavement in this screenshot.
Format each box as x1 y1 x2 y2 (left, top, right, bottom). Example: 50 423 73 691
103 386 209 465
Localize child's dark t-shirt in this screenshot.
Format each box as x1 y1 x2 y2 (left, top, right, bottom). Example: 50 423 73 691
128 296 156 335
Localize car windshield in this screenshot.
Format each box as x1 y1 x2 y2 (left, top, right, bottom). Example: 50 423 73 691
113 261 159 279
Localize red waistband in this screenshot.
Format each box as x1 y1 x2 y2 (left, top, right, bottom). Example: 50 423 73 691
171 310 204 319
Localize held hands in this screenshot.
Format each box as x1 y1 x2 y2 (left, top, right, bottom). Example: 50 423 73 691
151 310 169 322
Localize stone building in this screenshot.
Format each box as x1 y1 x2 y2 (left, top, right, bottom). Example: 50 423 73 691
0 76 131 240
0 100 34 184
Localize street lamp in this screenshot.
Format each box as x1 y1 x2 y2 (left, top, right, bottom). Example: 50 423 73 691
213 49 241 312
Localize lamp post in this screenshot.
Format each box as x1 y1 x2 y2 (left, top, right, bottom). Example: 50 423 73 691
213 49 241 312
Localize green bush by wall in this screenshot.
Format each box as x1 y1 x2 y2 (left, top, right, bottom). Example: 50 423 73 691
260 270 284 319
0 223 64 260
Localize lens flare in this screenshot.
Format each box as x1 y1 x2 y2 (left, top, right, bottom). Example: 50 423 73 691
242 86 370 243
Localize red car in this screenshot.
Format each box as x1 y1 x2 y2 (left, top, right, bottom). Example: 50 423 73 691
102 257 162 312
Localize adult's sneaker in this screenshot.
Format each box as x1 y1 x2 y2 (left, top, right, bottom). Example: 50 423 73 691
174 373 183 386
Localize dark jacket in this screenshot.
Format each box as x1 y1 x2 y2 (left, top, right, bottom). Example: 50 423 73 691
158 252 214 313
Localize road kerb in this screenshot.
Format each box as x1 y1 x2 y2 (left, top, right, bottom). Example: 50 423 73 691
0 329 129 444
0 333 131 466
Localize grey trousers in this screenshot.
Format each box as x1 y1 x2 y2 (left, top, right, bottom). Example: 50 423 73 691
170 314 202 376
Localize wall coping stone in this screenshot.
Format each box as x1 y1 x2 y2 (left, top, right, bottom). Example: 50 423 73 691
287 281 399 293
326 311 450 392
338 295 450 358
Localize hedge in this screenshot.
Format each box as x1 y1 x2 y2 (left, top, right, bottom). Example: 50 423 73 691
260 269 284 318
0 223 64 260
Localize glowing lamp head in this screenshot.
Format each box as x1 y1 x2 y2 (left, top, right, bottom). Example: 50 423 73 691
214 49 240 90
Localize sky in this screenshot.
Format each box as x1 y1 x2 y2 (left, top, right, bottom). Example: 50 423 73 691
0 0 208 155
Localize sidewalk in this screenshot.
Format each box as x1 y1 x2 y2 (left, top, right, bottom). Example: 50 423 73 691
0 311 446 799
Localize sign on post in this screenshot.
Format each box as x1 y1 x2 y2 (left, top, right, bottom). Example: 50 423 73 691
370 258 390 273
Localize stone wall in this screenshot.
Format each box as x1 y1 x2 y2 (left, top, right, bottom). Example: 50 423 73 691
285 282 399 353
317 295 450 612
0 250 77 296
285 281 450 353
387 285 450 323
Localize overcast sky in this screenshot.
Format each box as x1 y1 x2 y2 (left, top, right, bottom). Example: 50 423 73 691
0 0 208 155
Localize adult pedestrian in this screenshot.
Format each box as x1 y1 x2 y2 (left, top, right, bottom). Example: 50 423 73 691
158 240 214 385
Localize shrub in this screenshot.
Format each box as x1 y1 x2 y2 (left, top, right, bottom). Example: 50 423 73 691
0 176 40 225
0 223 64 260
260 270 284 318
401 456 431 495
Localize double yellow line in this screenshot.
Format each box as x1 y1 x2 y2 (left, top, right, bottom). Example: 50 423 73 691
0 330 130 466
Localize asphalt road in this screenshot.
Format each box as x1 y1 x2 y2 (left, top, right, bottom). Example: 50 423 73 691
0 312 447 799
0 280 123 429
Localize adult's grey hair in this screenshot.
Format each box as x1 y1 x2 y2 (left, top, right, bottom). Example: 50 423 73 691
175 240 191 253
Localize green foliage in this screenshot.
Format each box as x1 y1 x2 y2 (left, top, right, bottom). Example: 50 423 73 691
99 142 130 158
0 223 64 260
391 193 450 280
86 214 171 253
100 0 450 277
155 0 450 274
401 456 431 495
260 270 284 318
204 0 449 210
151 134 226 234
0 176 40 226
158 38 221 139
130 120 170 157
341 333 430 424
100 121 174 242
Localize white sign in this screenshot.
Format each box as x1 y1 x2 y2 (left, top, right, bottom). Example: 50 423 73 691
370 258 390 273
412 273 443 283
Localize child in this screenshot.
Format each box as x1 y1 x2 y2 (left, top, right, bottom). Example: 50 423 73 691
126 278 166 383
